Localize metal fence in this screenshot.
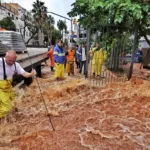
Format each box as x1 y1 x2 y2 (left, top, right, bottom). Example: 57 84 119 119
86 25 133 87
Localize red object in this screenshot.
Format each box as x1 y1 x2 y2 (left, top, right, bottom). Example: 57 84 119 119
0 28 7 31
47 48 55 67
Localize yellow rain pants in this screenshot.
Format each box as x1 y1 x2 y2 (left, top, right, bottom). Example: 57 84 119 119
95 50 106 75
66 61 74 74
54 63 64 78
0 80 15 118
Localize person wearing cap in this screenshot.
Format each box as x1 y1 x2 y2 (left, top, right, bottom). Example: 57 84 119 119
65 44 75 76
0 50 36 118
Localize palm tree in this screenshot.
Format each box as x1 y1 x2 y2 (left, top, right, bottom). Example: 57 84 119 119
43 15 55 45
51 29 62 44
57 20 67 40
57 20 64 34
48 15 55 45
32 0 47 45
48 15 55 26
63 20 68 35
32 0 47 27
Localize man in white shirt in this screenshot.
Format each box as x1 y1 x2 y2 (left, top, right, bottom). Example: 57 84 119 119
77 43 87 77
0 50 36 118
81 47 86 61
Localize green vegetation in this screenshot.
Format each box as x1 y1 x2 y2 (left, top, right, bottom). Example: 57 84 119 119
13 0 66 45
0 17 16 31
68 0 150 70
68 0 150 47
57 20 67 38
30 0 68 45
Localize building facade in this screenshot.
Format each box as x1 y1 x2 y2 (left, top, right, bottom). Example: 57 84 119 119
0 1 35 45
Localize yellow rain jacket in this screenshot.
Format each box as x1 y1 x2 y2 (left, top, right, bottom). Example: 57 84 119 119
0 80 15 118
90 47 107 75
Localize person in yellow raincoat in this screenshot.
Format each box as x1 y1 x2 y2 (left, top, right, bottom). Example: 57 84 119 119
89 42 107 76
0 50 36 118
65 44 75 76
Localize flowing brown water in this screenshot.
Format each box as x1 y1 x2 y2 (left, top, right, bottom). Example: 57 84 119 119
0 77 150 150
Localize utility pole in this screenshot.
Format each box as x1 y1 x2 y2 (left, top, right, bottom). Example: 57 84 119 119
86 27 90 78
70 18 73 43
78 14 81 45
128 22 139 80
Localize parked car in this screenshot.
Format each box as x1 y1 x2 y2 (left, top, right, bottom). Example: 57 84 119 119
134 50 143 63
124 50 143 64
125 54 132 63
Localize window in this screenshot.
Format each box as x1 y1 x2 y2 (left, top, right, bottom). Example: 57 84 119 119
16 17 18 20
12 14 14 20
26 32 28 36
8 12 10 16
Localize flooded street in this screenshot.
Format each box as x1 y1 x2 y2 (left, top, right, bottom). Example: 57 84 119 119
0 0 150 149
0 65 150 150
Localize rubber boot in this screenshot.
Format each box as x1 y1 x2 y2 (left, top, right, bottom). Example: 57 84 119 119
51 66 54 72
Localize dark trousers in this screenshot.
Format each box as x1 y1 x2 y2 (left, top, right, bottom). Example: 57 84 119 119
80 60 87 75
75 58 80 68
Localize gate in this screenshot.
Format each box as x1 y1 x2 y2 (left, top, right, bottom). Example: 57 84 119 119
87 25 133 87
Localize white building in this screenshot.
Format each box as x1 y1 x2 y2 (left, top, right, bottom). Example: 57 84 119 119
63 30 70 43
130 34 150 50
139 36 150 49
0 2 35 45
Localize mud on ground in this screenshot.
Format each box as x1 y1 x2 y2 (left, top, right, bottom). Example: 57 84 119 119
0 69 150 150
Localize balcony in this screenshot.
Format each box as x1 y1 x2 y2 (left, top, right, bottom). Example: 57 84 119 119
0 2 18 15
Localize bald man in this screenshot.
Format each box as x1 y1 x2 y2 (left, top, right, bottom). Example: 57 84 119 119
0 50 36 118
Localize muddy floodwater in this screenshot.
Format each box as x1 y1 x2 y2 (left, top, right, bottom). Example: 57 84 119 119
0 76 150 150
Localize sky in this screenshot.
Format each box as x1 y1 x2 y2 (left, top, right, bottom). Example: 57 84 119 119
13 0 76 30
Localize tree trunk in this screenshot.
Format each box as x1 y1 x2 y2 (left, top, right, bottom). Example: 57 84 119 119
23 26 26 38
48 34 51 46
26 35 35 45
49 30 52 46
38 29 44 45
62 30 63 41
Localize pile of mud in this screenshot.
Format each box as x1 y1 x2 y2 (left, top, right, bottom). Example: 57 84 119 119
0 77 150 150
